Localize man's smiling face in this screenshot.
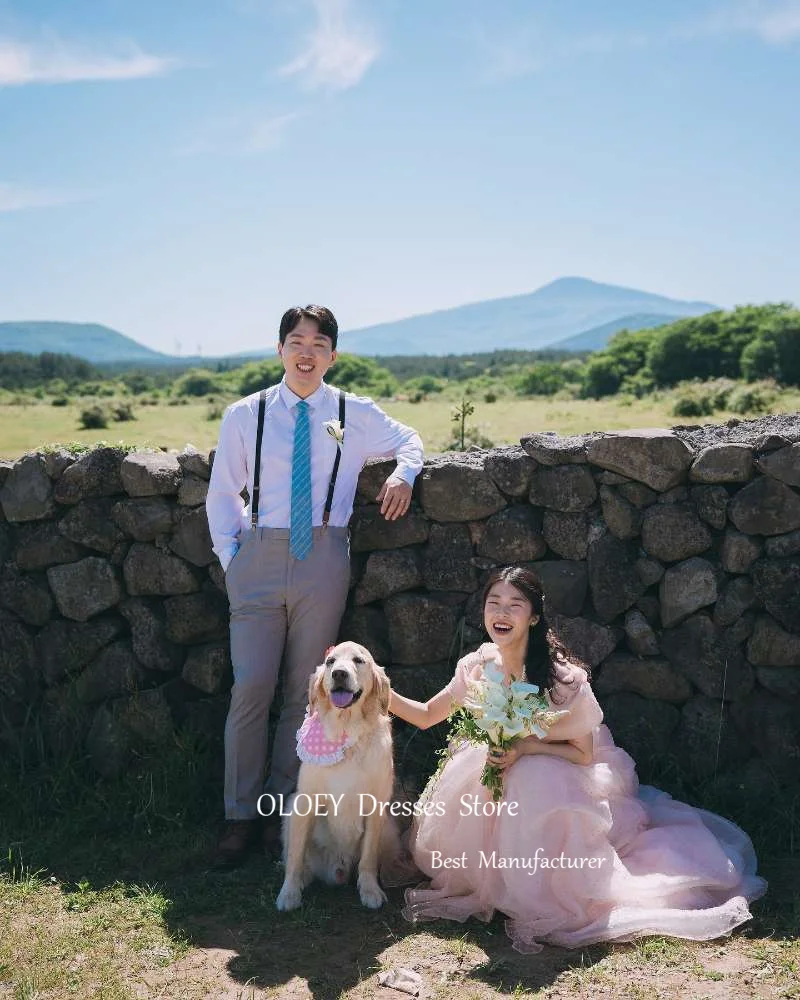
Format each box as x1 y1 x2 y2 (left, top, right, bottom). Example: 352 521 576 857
278 317 337 398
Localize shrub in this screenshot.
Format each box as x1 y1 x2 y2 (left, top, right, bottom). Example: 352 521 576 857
51 396 70 407
174 369 224 397
484 390 497 403
207 403 224 421
79 405 109 429
727 381 778 415
111 402 136 422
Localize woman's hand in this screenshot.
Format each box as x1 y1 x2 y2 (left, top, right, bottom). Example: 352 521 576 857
487 744 521 771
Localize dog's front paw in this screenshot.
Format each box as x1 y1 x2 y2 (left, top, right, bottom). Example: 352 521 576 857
357 873 387 909
276 880 303 911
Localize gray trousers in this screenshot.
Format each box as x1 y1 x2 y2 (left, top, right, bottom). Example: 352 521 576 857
223 525 350 820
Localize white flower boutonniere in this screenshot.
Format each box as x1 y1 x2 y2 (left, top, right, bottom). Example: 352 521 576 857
324 419 344 447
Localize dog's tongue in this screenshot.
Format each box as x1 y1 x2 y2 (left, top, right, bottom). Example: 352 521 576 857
330 689 355 709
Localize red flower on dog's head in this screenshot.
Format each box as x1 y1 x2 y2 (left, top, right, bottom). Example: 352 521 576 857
323 645 335 659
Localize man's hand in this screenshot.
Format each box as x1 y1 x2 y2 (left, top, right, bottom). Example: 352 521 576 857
376 478 412 521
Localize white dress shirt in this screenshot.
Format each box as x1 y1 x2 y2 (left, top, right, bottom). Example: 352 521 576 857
206 378 424 570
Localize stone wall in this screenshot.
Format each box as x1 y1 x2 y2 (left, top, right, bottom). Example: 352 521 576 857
1 415 799 798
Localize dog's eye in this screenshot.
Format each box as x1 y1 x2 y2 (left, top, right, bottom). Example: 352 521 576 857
353 656 365 665
325 657 335 666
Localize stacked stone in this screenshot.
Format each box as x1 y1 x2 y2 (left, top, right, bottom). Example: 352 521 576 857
1 415 799 795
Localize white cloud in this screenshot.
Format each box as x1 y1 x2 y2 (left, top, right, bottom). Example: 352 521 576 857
177 109 301 156
0 34 177 86
278 0 379 91
711 1 800 44
245 112 301 152
0 181 76 212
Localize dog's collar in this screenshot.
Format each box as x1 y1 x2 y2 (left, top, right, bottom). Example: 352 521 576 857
296 711 355 766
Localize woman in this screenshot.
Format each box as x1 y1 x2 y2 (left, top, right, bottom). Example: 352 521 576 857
388 566 767 954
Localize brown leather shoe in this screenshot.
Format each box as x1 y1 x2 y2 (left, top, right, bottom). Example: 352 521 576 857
212 819 260 869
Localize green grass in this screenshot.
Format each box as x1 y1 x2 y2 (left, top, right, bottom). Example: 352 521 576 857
3 386 800 459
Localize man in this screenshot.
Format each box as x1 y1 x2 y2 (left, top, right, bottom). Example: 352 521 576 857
206 304 424 866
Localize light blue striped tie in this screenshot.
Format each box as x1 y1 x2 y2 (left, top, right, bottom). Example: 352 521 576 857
290 400 312 560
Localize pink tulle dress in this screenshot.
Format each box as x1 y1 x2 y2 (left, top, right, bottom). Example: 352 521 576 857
402 656 767 954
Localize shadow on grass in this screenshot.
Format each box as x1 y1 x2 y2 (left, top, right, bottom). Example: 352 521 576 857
1 721 798 999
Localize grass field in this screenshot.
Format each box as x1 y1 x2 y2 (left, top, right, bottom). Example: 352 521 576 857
3 389 800 459
1 736 798 1000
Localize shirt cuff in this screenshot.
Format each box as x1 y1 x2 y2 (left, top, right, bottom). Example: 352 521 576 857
218 542 240 573
387 469 415 488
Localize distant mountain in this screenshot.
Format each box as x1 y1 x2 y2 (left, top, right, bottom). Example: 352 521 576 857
341 277 717 356
550 312 686 352
0 322 173 363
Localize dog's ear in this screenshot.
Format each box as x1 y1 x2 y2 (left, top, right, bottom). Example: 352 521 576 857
308 665 326 713
373 663 391 715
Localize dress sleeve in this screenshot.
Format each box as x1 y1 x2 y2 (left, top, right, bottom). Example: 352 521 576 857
444 652 483 707
541 664 604 742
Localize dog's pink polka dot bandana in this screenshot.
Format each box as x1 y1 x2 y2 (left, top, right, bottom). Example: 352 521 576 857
296 711 350 765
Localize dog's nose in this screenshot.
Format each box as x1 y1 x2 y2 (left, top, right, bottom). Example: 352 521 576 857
331 668 349 686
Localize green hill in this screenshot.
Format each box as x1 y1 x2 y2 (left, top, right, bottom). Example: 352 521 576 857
0 322 171 363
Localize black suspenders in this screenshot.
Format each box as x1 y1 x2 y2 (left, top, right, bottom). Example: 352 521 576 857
250 388 346 530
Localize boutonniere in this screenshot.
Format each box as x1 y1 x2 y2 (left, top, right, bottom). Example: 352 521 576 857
323 419 344 447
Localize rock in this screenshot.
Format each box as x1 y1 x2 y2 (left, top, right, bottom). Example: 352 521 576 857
182 642 232 694
169 507 215 567
764 529 800 558
164 590 229 644
120 451 181 497
731 689 800 782
641 504 712 562
477 506 546 563
47 557 123 622
14 521 84 570
543 510 589 560
354 549 423 605
690 444 754 484
756 442 800 487
756 666 800 698
75 641 146 703
624 609 660 656
123 543 201 596
690 485 729 529
208 560 226 592
39 682 92 757
111 496 174 541
177 474 208 507
636 595 661 628
596 471 631 486
417 454 506 521
0 454 56 522
595 652 691 702
86 704 132 777
587 535 645 622
599 691 680 764
350 506 430 552
746 614 800 666
119 597 185 672
617 482 658 508
527 561 587 617
423 523 477 592
42 448 76 480
0 460 11 488
659 557 719 627
662 613 755 701
729 478 800 536
181 698 228 744
587 430 694 492
671 695 752 781
635 556 664 587
338 606 391 664
727 611 756 647
714 576 757 627
520 432 590 465
356 459 398 502
657 486 689 504
0 620 37 702
548 613 618 667
0 567 53 626
35 617 125 685
116 687 175 746
720 530 763 574
58 498 126 553
177 444 211 480
54 447 126 504
751 557 800 632
384 594 460 664
599 486 642 540
483 447 537 496
528 465 597 512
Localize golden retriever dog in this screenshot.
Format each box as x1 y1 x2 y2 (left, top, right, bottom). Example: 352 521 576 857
275 641 400 911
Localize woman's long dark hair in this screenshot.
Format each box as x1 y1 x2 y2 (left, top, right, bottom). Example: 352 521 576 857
481 566 581 701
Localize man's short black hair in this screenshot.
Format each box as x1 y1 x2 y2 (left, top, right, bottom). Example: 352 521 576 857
279 305 338 349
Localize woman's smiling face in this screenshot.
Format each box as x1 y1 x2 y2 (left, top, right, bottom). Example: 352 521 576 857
483 579 538 647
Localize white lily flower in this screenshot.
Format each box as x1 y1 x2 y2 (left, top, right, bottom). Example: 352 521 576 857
323 419 344 446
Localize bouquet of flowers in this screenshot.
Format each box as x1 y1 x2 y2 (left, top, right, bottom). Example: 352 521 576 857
452 662 570 800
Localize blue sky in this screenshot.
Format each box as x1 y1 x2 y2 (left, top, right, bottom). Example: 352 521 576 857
0 0 798 356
